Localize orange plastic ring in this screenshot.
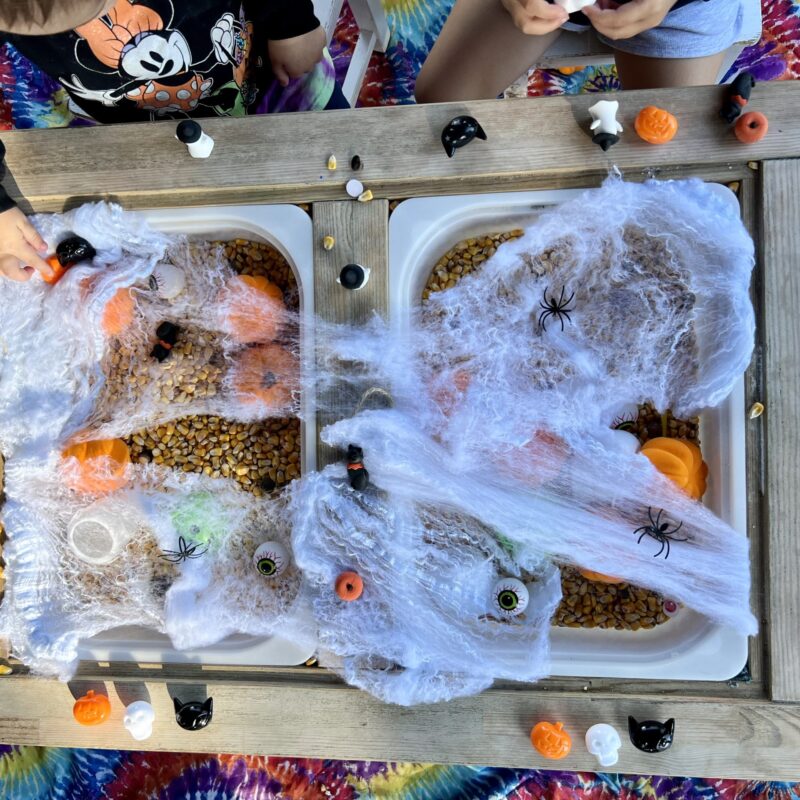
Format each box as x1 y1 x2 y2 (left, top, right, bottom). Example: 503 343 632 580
335 571 363 601
735 111 768 144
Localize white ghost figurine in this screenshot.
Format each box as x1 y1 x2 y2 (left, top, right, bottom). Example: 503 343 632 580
585 723 622 767
554 0 596 13
123 701 156 741
589 100 623 151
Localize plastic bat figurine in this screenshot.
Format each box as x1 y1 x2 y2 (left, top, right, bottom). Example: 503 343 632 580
442 116 487 158
720 72 756 124
347 444 369 491
151 321 181 362
628 716 674 753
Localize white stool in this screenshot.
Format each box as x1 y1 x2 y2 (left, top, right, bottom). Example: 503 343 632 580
313 0 390 105
526 0 762 85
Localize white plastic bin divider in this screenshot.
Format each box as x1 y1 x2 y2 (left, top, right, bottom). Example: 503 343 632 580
389 186 749 682
77 204 317 668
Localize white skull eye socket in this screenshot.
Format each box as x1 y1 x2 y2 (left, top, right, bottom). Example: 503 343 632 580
253 541 289 578
492 578 529 617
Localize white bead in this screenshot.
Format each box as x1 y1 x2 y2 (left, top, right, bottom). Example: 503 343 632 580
346 179 365 199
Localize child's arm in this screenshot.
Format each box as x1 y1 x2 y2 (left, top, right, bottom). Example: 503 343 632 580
262 0 327 87
0 141 53 282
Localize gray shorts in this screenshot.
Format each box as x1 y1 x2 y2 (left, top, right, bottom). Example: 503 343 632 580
566 0 749 59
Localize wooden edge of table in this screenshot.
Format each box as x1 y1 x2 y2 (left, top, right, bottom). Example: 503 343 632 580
0 88 797 776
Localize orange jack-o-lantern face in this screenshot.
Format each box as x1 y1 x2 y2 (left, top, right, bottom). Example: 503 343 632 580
530 721 572 760
61 438 131 495
635 106 679 144
73 690 112 726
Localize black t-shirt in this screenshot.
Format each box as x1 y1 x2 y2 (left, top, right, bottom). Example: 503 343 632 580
1 0 321 123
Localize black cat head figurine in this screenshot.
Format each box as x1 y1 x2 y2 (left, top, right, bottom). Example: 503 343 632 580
628 716 674 753
441 116 487 158
174 696 213 731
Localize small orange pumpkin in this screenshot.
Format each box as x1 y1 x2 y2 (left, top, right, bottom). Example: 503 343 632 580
735 111 768 144
431 368 472 417
101 288 136 338
635 106 679 144
578 568 624 584
73 690 112 726
232 344 298 410
224 275 286 344
335 571 364 601
530 721 572 760
62 438 131 495
641 437 707 499
518 430 570 488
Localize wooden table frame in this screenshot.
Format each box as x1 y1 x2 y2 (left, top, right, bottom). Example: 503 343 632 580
0 83 798 780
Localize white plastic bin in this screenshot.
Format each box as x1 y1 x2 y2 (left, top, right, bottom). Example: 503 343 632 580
78 204 317 668
389 187 749 682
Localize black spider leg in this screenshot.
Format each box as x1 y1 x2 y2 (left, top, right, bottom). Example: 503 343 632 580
634 525 652 544
654 538 668 559
557 288 576 331
538 288 554 332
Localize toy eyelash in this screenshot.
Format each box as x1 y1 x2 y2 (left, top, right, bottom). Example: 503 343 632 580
253 541 289 578
612 413 637 431
493 577 530 618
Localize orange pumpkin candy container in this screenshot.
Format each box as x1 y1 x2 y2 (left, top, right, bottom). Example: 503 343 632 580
641 437 707 499
61 438 131 495
73 690 112 726
530 721 572 760
223 275 286 344
231 344 299 411
635 106 679 144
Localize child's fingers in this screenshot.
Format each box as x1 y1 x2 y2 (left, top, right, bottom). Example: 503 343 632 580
509 7 568 34
19 243 54 280
582 3 651 38
0 254 34 282
520 0 570 20
18 217 47 252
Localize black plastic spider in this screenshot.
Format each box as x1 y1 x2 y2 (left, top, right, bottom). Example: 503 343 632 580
538 286 575 332
160 536 208 564
633 507 688 560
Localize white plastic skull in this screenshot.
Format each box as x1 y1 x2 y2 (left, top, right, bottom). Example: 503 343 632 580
123 700 155 741
585 723 622 767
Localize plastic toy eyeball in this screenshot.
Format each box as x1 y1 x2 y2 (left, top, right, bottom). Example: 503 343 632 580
493 577 529 617
253 541 289 578
148 263 186 300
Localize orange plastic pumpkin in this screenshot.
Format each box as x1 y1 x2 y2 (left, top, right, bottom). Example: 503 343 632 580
232 344 298 410
224 275 286 344
635 106 679 144
735 111 768 144
641 437 707 499
530 721 572 760
101 288 136 338
336 571 363 601
431 368 472 417
578 568 624 584
62 438 131 495
518 430 570 488
73 690 112 726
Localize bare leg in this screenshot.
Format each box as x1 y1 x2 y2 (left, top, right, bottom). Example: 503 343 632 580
613 49 727 89
415 0 561 103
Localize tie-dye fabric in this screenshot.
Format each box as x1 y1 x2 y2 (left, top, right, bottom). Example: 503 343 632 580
1 745 799 800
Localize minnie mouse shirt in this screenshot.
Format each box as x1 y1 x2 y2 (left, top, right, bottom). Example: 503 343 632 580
1 0 336 123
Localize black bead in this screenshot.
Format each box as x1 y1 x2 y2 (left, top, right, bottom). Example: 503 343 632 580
351 155 362 171
260 475 277 492
340 264 366 290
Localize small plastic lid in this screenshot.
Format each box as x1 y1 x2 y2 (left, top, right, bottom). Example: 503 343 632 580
176 120 202 144
339 264 366 290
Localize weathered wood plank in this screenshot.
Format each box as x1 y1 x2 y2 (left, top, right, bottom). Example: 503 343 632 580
0 677 798 779
312 200 389 468
762 160 800 703
1 83 798 211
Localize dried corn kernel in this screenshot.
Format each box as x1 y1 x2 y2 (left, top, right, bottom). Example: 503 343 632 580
357 189 374 203
749 401 764 419
322 235 335 251
327 154 337 171
0 665 12 676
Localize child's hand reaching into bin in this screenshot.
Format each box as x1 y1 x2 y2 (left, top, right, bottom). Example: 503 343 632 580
0 207 53 282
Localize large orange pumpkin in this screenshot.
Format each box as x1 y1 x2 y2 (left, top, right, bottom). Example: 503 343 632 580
101 288 136 338
232 344 298 410
62 438 131 495
641 437 707 499
530 721 572 760
73 690 112 726
224 275 286 344
635 106 679 144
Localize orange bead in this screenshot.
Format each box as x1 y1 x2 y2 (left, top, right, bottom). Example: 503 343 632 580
531 721 572 760
635 106 679 144
73 690 112 726
735 111 768 144
335 571 363 602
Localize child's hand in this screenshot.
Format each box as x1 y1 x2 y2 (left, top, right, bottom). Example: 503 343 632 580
583 0 677 40
501 0 569 34
268 26 327 87
0 207 53 282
